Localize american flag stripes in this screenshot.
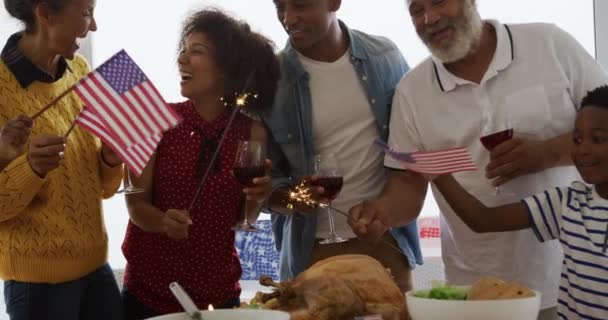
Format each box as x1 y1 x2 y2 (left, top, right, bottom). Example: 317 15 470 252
375 139 477 174
73 50 181 175
76 106 163 175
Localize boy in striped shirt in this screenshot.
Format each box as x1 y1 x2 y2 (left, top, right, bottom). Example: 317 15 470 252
432 85 608 319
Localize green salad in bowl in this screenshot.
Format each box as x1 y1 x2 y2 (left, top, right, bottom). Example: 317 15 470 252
413 284 468 300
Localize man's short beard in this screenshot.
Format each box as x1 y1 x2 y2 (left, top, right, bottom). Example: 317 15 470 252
421 3 484 63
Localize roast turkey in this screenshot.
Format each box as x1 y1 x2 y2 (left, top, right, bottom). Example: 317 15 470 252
254 254 408 320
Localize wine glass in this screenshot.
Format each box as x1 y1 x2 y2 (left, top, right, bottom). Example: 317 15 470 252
116 168 144 194
232 140 266 232
479 117 514 196
312 153 346 244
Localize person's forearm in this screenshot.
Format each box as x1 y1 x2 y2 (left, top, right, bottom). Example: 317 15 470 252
433 175 530 232
544 132 573 168
0 154 45 221
433 176 491 232
126 202 166 233
377 170 428 227
98 150 123 199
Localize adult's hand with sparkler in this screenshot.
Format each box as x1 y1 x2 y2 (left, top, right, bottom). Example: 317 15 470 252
268 176 327 215
348 200 391 244
162 209 193 240
295 175 331 204
0 115 33 170
27 135 65 178
349 170 428 243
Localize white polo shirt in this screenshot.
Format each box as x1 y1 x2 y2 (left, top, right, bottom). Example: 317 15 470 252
386 20 608 309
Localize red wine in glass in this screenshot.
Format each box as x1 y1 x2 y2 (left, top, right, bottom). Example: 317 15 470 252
312 176 343 200
480 128 513 151
312 154 347 244
232 140 265 232
233 165 265 187
480 128 515 196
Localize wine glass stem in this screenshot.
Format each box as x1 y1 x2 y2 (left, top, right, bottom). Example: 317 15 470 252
327 202 337 237
243 201 248 226
125 170 135 188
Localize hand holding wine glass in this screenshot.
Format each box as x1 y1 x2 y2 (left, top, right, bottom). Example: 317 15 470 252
480 118 514 196
232 140 267 231
485 135 555 187
241 158 272 203
312 153 346 244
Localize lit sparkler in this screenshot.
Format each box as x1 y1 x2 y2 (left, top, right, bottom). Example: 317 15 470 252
188 71 258 211
286 182 403 253
235 93 258 107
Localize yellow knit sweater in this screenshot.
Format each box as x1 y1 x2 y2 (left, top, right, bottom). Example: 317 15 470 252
0 55 123 283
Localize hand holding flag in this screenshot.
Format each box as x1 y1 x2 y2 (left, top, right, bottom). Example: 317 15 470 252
72 50 181 176
375 139 477 175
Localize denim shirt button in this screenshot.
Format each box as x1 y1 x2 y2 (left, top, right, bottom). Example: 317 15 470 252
383 125 388 129
362 75 368 81
371 98 376 104
287 133 293 139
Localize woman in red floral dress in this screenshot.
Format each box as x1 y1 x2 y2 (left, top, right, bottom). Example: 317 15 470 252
120 9 280 319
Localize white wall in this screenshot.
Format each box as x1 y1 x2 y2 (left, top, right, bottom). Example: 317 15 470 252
89 0 596 101
0 1 599 268
597 0 608 69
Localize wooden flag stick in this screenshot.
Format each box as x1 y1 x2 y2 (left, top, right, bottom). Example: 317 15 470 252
31 86 76 120
64 118 78 139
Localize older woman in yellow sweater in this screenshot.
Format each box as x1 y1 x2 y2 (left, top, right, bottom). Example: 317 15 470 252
0 0 124 319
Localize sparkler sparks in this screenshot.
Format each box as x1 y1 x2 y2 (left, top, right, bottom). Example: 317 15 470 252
286 182 357 219
287 182 320 210
235 93 259 107
286 182 403 253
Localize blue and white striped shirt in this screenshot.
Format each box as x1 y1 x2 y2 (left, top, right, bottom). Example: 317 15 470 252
523 181 608 319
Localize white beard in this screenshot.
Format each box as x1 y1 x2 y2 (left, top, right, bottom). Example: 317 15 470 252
422 3 484 63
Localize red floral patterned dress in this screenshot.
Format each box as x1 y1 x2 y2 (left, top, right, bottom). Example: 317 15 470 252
122 100 252 313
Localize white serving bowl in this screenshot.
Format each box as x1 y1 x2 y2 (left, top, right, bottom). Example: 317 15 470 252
406 288 541 320
147 309 290 320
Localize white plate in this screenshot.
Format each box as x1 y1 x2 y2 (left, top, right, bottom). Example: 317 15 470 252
147 309 290 320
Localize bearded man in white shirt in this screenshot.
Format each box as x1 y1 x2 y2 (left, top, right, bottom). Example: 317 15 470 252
348 1 608 319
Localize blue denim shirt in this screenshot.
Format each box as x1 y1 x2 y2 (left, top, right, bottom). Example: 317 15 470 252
262 22 423 281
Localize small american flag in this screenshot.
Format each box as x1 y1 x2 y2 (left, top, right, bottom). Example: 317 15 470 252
74 50 180 148
73 50 180 175
375 139 477 174
76 106 162 176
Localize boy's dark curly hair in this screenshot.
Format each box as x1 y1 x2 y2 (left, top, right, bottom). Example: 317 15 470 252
581 85 608 109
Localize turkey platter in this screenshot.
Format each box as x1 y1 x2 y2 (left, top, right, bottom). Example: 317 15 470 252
248 254 408 320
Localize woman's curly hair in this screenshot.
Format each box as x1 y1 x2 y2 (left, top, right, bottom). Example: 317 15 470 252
179 9 280 113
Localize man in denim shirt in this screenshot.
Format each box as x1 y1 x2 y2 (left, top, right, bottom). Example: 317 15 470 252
263 0 422 293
